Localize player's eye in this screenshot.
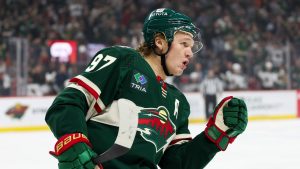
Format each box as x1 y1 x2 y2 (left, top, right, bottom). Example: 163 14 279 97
180 42 190 47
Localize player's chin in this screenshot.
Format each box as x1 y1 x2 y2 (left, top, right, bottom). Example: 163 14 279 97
172 69 184 76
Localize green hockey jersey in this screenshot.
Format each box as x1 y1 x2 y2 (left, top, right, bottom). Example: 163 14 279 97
45 46 219 169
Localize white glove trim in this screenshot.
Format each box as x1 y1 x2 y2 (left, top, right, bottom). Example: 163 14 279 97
213 96 233 132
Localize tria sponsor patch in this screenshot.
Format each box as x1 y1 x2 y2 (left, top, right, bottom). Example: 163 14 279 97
131 71 148 93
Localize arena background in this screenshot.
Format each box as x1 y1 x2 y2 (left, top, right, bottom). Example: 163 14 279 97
0 0 300 169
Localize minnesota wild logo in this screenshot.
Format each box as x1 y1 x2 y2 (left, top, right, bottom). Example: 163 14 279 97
6 103 28 119
138 106 176 152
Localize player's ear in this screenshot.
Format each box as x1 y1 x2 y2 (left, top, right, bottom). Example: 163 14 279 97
154 34 168 54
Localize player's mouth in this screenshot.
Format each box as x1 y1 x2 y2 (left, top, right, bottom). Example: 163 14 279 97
181 60 189 70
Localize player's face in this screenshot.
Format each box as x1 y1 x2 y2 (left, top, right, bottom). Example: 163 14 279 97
166 32 194 76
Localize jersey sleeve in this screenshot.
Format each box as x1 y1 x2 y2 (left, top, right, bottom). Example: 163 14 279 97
159 94 220 169
67 46 129 118
45 46 130 138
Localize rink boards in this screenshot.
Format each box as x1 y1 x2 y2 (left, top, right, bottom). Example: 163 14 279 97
0 90 299 132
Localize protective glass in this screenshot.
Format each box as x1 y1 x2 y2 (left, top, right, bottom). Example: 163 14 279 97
176 26 203 54
192 40 203 54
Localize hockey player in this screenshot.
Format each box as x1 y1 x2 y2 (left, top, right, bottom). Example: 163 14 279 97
46 8 248 169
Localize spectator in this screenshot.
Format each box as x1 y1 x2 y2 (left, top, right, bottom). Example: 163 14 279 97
222 63 247 90
291 58 300 89
55 63 69 92
0 72 10 96
0 0 300 96
258 61 280 90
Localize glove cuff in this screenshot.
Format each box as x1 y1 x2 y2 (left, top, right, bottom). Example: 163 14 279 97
205 117 236 151
50 133 92 156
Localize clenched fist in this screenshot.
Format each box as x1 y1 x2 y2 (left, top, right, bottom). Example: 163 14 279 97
205 96 248 150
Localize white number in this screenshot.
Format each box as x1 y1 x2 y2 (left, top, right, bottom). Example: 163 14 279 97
98 55 117 71
85 54 103 72
85 54 116 72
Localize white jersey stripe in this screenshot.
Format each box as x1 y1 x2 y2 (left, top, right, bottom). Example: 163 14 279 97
168 134 192 147
168 139 190 147
69 75 101 99
67 83 94 106
67 75 107 115
90 100 122 127
91 100 143 127
97 99 106 111
172 134 192 140
67 83 107 117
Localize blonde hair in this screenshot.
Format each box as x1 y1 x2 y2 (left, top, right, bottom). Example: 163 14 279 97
136 42 152 57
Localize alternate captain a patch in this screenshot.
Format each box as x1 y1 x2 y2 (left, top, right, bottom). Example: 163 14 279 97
130 70 148 93
138 106 176 152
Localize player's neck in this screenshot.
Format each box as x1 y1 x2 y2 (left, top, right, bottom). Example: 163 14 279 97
144 54 167 80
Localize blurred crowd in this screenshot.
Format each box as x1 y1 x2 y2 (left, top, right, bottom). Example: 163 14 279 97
0 0 300 96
